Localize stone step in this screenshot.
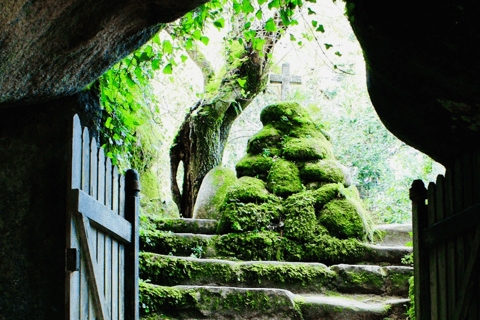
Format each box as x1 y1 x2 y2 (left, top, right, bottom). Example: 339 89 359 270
140 253 412 296
140 283 301 320
149 218 218 234
139 283 410 320
373 223 412 247
140 231 412 265
296 293 410 320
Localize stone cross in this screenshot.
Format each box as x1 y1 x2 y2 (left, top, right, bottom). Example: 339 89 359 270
269 63 302 101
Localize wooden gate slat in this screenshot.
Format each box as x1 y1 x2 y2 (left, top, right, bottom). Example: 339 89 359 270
81 128 90 320
119 244 125 320
435 175 448 320
453 159 465 308
112 166 120 320
89 137 98 320
105 157 113 320
445 168 457 319
97 147 106 311
69 115 82 320
75 213 110 320
427 182 438 320
454 226 480 320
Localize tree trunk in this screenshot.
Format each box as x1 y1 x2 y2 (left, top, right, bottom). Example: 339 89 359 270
170 14 285 218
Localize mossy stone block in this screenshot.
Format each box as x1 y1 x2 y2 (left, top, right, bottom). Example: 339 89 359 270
318 199 364 239
266 159 303 197
283 191 318 241
260 102 311 130
216 200 282 234
193 166 238 220
283 138 334 161
225 176 272 203
236 154 275 179
312 183 346 208
300 160 346 185
246 124 284 155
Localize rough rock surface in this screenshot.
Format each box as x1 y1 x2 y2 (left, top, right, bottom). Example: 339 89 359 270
0 0 207 107
348 1 480 165
193 166 237 219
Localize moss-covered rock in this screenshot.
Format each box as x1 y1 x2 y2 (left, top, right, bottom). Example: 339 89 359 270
236 154 275 179
318 199 365 239
216 200 283 234
225 176 273 203
246 124 284 155
300 160 346 185
311 183 346 209
140 230 213 257
193 166 238 220
283 138 334 161
283 191 319 241
260 102 312 132
266 159 303 197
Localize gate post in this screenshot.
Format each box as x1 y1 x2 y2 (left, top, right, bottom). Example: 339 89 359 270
125 169 140 320
410 179 430 320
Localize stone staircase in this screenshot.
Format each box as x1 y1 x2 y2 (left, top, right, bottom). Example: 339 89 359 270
139 219 413 320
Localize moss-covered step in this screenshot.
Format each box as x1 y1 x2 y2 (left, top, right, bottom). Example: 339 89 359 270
296 294 410 320
373 224 412 247
140 253 413 296
365 244 413 265
140 282 302 320
148 218 218 234
140 230 218 258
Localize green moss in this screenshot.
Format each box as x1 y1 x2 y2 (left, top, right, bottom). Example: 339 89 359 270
216 200 283 234
303 235 372 264
140 230 212 257
407 276 415 319
225 176 273 203
246 124 284 155
214 231 284 261
283 191 319 241
149 218 218 234
266 159 303 197
260 102 312 131
140 170 160 200
140 252 237 286
318 199 364 239
283 138 334 161
140 282 199 318
300 160 346 185
312 183 346 209
236 154 275 179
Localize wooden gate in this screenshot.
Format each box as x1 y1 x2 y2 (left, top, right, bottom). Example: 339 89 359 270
411 152 480 320
66 115 140 320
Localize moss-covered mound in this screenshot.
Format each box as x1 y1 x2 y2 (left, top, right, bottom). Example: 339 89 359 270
215 102 373 264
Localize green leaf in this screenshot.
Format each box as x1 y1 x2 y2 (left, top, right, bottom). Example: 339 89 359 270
290 34 296 41
233 0 242 14
105 117 113 129
316 24 325 33
181 55 188 63
243 30 256 42
151 59 161 70
200 36 210 46
308 7 316 15
185 39 194 50
214 17 225 29
163 40 173 54
265 18 277 32
242 0 254 13
268 0 280 9
257 0 268 5
253 38 266 51
335 51 342 57
324 43 333 50
163 63 173 74
256 9 263 20
312 20 318 28
192 29 202 40
297 41 303 46
152 33 161 45
237 78 247 87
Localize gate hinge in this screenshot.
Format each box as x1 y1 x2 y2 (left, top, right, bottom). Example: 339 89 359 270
66 248 80 272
